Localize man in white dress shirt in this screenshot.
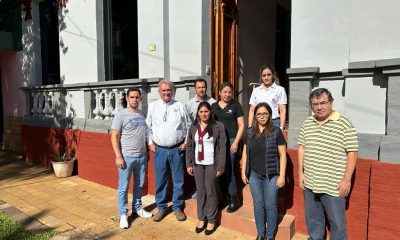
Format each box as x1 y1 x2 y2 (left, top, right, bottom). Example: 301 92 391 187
146 80 192 222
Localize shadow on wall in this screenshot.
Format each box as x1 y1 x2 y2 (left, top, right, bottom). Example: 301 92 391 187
59 8 69 55
20 19 34 88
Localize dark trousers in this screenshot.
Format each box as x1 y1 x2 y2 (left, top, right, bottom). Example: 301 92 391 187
193 164 218 223
220 138 239 195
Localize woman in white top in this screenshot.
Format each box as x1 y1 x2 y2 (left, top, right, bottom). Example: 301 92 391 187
186 102 227 235
248 65 287 131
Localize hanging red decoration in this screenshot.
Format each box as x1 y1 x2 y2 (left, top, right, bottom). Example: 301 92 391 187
22 0 32 21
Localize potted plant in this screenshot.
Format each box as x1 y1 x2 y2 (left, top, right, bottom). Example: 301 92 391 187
51 149 76 178
51 131 77 179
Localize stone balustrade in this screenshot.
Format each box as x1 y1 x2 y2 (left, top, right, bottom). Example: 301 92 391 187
20 77 197 131
21 79 159 120
92 88 127 120
25 87 128 120
30 91 55 117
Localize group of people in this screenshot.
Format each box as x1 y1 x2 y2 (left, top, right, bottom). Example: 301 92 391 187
111 64 358 240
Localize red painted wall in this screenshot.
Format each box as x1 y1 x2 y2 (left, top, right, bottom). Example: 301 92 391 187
69 131 152 195
21 125 400 239
0 51 26 116
368 162 400 240
21 125 80 168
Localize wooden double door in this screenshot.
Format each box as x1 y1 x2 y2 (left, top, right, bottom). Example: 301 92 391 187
210 0 238 99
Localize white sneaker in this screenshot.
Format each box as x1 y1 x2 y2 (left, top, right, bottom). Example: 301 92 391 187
136 208 153 218
119 214 128 229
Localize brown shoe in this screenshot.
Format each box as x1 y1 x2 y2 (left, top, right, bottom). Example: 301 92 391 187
174 210 187 221
153 210 166 222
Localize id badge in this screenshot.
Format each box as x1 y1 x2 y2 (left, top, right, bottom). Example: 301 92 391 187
198 144 203 152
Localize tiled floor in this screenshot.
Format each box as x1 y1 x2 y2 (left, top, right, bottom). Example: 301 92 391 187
0 150 307 240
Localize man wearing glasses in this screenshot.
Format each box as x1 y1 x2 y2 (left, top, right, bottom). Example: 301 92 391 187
146 80 192 222
297 88 358 240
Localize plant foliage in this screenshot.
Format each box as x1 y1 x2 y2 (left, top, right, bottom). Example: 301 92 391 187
0 212 57 240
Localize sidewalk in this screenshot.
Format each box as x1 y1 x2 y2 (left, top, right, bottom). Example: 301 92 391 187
0 150 307 240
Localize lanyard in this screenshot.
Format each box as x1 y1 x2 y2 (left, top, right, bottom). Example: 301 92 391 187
197 125 208 161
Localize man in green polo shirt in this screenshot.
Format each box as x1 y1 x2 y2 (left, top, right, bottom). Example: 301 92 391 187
297 88 358 240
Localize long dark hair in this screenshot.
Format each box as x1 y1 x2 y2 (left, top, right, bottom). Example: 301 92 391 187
259 64 280 85
193 102 216 138
252 102 274 137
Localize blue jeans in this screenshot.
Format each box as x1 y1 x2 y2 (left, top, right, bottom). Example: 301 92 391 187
221 138 239 195
118 155 147 215
272 118 280 128
154 146 184 212
304 188 347 240
249 170 278 238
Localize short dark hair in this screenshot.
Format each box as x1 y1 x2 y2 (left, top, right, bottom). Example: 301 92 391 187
194 79 207 88
127 88 141 96
309 88 334 102
219 82 233 91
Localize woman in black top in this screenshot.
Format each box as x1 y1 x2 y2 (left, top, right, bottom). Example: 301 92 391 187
241 102 287 240
211 82 245 213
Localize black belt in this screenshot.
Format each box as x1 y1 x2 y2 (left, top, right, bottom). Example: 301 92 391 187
155 141 183 149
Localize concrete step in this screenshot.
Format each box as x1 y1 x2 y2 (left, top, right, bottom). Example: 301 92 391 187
184 193 295 239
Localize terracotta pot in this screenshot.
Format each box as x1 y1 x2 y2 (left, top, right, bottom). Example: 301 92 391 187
51 158 76 177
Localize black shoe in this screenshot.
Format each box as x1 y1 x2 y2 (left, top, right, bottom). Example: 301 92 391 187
226 195 239 213
255 236 265 240
266 237 274 240
195 221 207 233
204 224 216 235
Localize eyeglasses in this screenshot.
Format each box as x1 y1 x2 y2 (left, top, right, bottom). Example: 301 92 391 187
310 101 330 108
256 112 269 118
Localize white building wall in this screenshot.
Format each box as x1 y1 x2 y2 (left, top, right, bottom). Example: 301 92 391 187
292 0 400 69
350 0 400 62
291 0 400 134
58 1 98 84
291 0 351 72
345 76 386 134
138 0 165 79
168 0 202 82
